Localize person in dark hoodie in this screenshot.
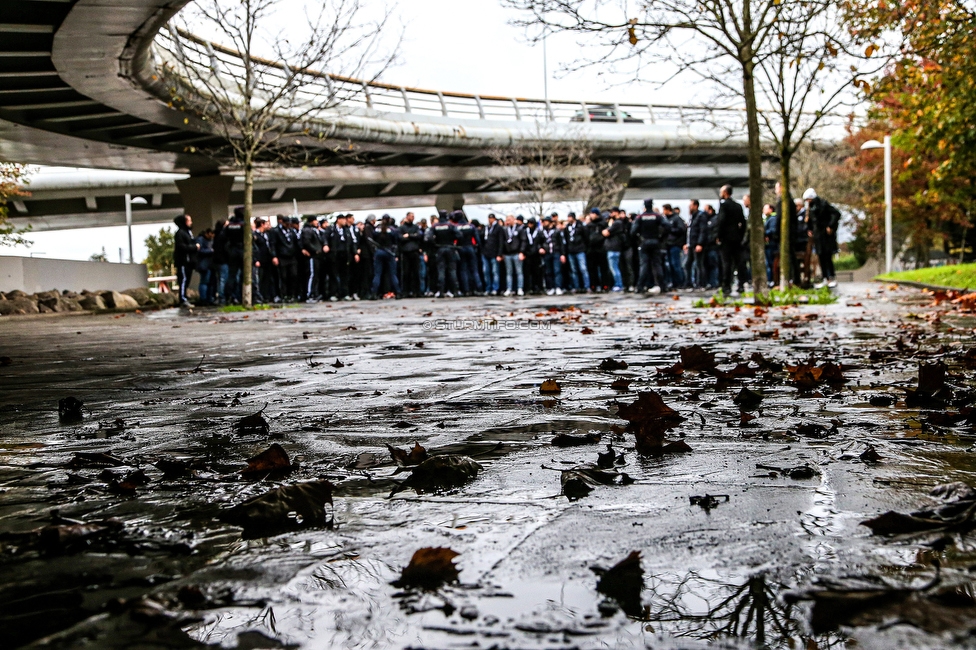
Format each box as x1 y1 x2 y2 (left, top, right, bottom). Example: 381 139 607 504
454 210 482 296
602 209 628 292
398 212 423 298
684 200 708 290
369 214 400 299
481 213 504 295
630 198 666 294
715 185 749 295
426 210 460 297
173 213 199 308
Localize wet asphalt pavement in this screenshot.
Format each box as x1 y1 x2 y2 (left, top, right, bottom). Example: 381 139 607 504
2 283 976 649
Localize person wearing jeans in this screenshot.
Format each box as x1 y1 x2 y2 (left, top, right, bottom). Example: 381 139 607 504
602 209 627 292
481 214 503 295
500 215 524 296
563 213 590 292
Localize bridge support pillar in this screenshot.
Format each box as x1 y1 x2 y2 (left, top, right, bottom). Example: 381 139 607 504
176 174 234 233
435 194 465 213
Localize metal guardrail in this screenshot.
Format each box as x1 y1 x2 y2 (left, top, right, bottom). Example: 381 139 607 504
151 27 753 133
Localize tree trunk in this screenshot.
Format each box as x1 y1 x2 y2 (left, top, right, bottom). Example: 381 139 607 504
779 155 793 289
741 57 770 303
242 163 254 308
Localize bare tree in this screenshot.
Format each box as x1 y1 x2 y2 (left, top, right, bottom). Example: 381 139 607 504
487 123 623 219
503 0 791 301
159 0 398 306
754 1 876 288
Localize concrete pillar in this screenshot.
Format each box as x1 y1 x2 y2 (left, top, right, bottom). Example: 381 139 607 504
612 165 632 208
435 194 465 213
176 174 234 234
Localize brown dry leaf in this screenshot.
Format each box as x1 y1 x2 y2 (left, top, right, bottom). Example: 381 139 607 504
594 551 645 618
540 379 562 394
391 455 482 495
234 407 270 435
598 358 628 371
387 442 428 466
393 547 460 589
580 327 595 335
679 345 716 371
241 443 292 479
657 362 684 377
616 391 684 425
552 432 601 447
220 480 334 538
611 377 633 390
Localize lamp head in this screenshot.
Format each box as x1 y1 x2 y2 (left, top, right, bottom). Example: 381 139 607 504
860 140 884 151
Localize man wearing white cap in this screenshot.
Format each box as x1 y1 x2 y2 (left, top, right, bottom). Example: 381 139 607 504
803 188 842 288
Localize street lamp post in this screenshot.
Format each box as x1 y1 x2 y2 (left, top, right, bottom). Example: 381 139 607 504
860 136 893 274
124 194 148 264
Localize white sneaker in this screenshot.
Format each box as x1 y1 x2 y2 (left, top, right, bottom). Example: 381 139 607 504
827 280 837 288
813 281 826 289
649 286 661 295
555 288 564 296
352 293 360 301
445 291 454 298
731 290 741 297
329 296 337 302
517 289 524 296
342 296 352 301
503 290 513 297
434 291 441 298
546 289 555 296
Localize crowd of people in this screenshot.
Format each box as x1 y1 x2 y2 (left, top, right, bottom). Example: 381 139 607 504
171 184 842 308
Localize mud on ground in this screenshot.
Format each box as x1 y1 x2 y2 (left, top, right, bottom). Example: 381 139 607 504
2 283 976 649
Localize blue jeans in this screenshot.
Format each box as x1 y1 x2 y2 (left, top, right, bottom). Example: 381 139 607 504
765 246 777 284
482 256 500 293
197 266 212 304
216 263 229 302
544 254 563 291
503 255 523 292
371 248 400 296
566 252 589 290
458 246 482 293
419 256 428 293
667 246 685 288
606 251 623 290
705 248 721 288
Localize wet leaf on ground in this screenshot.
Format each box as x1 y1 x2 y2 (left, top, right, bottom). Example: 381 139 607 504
657 362 684 377
155 458 192 479
233 407 270 436
67 451 124 468
58 396 84 423
733 387 763 409
610 377 632 390
679 345 716 371
690 494 729 511
331 358 345 368
597 445 625 468
241 443 292 479
593 551 645 618
598 358 628 371
220 480 334 538
540 379 561 394
861 482 976 535
391 456 482 496
392 547 460 589
560 466 633 500
786 362 846 390
869 394 894 407
551 432 601 447
388 442 428 466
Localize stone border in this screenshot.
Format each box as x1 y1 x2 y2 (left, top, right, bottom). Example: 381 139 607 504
874 278 973 294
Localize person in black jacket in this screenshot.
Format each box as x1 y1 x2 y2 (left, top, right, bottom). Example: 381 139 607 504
269 215 298 302
522 217 546 294
481 213 504 295
803 187 841 287
630 198 666 294
602 209 627 292
426 211 460 297
211 219 227 304
331 214 360 301
542 215 564 295
563 213 590 292
300 215 324 302
370 214 400 298
716 185 750 295
585 209 609 291
684 200 708 290
398 212 423 298
454 211 482 296
500 214 524 296
252 218 277 304
173 213 199 307
763 203 779 285
663 205 687 290
223 211 246 304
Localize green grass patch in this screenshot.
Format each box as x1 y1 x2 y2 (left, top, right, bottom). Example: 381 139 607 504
833 253 860 271
693 286 837 308
876 263 976 289
218 303 299 313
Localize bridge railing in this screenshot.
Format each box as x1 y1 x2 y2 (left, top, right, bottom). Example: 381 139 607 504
152 27 752 133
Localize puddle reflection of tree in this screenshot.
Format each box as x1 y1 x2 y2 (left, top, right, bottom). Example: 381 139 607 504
641 572 845 649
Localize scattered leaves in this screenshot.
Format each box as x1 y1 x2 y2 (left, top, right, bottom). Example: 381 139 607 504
392 547 460 589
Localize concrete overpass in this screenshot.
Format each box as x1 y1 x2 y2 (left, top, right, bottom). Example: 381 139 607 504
0 1 765 231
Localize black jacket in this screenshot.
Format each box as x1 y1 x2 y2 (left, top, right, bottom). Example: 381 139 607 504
542 226 564 256
398 221 423 253
482 221 504 258
704 211 721 247
501 224 523 255
173 225 197 267
764 212 780 249
427 221 459 247
586 219 606 252
630 211 665 248
687 210 709 248
716 198 747 246
300 224 323 257
254 230 275 265
269 224 297 260
604 220 628 252
564 221 588 254
665 213 687 248
523 226 545 256
371 225 399 254
222 221 245 263
330 225 358 255
456 222 478 248
809 197 841 237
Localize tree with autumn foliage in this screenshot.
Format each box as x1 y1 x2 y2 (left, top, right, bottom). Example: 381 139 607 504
0 163 30 248
844 0 976 266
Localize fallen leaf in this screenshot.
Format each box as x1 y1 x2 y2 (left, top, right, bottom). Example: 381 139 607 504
594 551 644 617
690 493 729 511
861 482 976 535
679 345 716 371
392 455 482 495
67 451 125 468
561 466 633 500
388 442 428 466
220 480 334 538
58 396 84 423
598 358 628 371
657 362 684 377
597 445 625 468
611 378 633 390
733 387 763 409
580 327 595 335
551 432 601 447
234 407 270 435
241 443 292 479
540 379 561 394
331 358 345 368
392 547 460 589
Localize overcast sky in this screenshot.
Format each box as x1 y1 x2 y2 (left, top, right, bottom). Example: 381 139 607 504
4 0 696 263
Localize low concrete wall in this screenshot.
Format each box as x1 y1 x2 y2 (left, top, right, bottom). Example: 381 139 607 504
0 256 148 294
